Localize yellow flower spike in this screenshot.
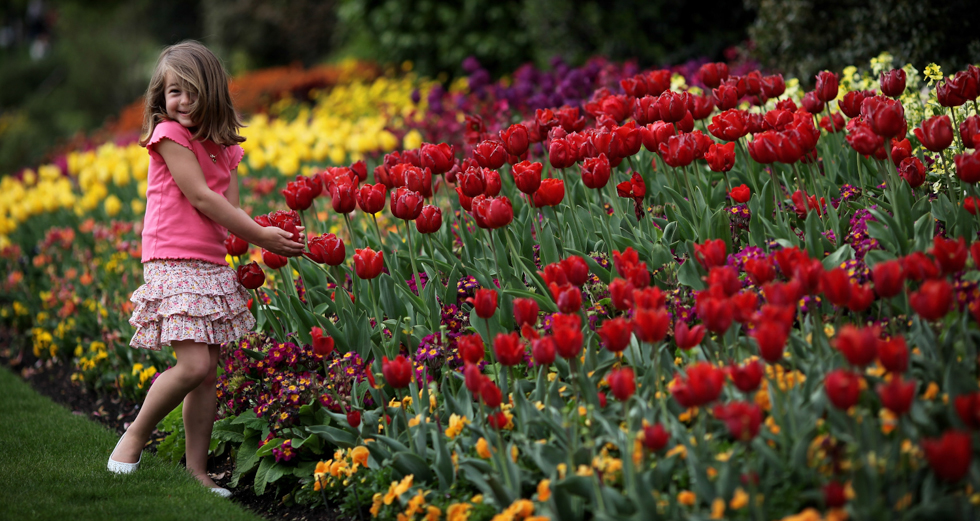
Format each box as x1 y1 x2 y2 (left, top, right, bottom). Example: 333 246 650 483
678 490 696 506
729 488 749 509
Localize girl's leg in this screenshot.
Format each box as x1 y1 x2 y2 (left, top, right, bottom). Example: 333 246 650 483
111 340 212 464
182 343 220 488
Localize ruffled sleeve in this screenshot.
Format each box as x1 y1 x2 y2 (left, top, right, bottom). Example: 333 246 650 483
226 144 245 171
146 120 194 156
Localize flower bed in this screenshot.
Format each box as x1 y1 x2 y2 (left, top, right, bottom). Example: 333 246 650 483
4 52 980 520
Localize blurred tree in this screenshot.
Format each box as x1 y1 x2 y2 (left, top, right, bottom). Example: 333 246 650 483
335 0 754 79
202 0 338 72
746 0 979 84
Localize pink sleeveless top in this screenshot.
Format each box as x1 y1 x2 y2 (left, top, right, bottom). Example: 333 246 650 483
141 120 244 265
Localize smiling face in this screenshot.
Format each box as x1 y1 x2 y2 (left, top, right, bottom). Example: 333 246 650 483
164 72 199 128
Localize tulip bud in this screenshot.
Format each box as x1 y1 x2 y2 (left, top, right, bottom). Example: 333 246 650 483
236 262 265 289
415 205 442 234
382 355 412 389
224 233 249 257
607 367 636 401
879 68 907 98
353 248 383 279
474 288 498 319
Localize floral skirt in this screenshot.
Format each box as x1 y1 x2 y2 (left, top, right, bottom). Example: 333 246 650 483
129 259 255 350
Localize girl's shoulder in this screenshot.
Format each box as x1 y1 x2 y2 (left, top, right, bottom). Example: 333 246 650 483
148 120 195 152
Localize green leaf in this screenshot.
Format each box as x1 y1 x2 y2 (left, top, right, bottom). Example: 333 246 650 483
676 257 705 290
391 451 435 483
306 425 358 449
821 244 854 270
804 210 825 259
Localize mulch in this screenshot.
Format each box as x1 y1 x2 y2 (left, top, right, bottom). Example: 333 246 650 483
0 329 349 521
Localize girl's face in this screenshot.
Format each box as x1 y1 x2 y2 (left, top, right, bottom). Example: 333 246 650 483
164 72 198 128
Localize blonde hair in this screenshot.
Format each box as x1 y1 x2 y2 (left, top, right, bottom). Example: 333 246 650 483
139 41 245 147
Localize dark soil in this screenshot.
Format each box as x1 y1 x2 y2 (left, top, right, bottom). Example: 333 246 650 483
0 332 348 521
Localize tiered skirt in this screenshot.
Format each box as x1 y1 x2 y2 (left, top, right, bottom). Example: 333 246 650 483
129 259 255 350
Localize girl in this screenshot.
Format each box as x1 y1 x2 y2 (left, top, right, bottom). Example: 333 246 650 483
106 41 304 497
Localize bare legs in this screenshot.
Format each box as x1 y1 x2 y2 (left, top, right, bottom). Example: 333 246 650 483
110 340 220 488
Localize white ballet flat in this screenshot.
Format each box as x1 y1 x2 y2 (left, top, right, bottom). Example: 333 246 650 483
209 487 232 498
107 431 142 474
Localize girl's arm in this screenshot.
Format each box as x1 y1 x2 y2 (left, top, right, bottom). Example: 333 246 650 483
158 139 304 257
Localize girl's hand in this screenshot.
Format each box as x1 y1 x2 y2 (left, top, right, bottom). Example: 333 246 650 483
258 226 306 257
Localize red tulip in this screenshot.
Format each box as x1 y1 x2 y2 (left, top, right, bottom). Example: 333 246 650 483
237 262 265 289
420 142 454 176
599 317 633 353
548 138 577 169
891 138 912 166
225 233 248 257
922 430 972 482
860 96 906 138
937 72 979 108
821 268 852 307
872 260 905 298
415 205 442 234
744 71 763 96
747 131 779 163
282 177 316 211
824 369 862 410
834 325 880 368
909 279 953 321
262 249 288 270
819 112 846 133
473 195 514 229
607 366 636 401
898 157 926 188
848 283 875 313
744 257 776 285
512 161 543 195
560 256 590 287
493 332 524 366
728 183 750 203
694 239 728 270
306 233 346 266
390 187 424 221
674 320 706 350
902 251 940 282
311 326 335 356
763 74 786 98
658 133 698 168
633 95 661 126
954 393 980 429
932 235 967 275
823 481 847 509
329 181 357 214
532 178 565 207
960 115 980 149
671 362 726 408
752 321 789 363
353 248 383 279
531 336 556 366
839 90 867 118
708 109 749 142
698 295 734 334
642 423 670 452
714 401 763 441
712 83 740 111
880 69 907 98
480 378 503 408
513 297 539 328
655 91 689 123
382 355 412 388
347 410 361 429
633 307 669 344
633 286 666 310
877 375 916 415
457 166 487 197
699 62 729 89
640 121 676 153
846 122 884 156
914 115 954 152
487 410 508 429
802 91 825 114
608 278 635 311
873 336 907 374
356 183 387 214
956 150 980 183
702 142 735 173
552 313 583 359
708 266 742 297
581 153 611 189
730 360 764 393
814 71 839 102
500 123 530 156
458 334 485 365
474 287 498 318
687 94 715 121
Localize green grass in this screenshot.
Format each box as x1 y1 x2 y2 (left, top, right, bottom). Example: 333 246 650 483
0 368 265 521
